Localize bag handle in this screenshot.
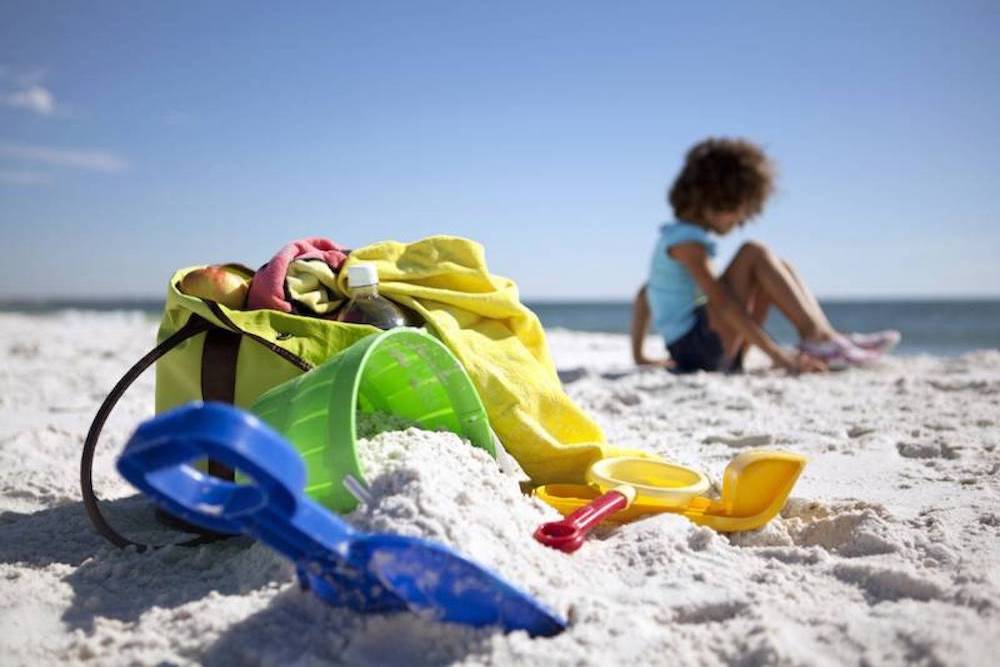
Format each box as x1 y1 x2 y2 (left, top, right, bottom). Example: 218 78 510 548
80 315 230 551
200 324 242 481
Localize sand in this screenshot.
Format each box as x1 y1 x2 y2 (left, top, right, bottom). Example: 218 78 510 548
1 311 998 666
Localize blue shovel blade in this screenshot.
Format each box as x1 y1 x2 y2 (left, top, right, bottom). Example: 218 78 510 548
351 534 566 637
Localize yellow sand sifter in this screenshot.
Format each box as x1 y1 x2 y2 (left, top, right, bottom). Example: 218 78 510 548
533 450 807 553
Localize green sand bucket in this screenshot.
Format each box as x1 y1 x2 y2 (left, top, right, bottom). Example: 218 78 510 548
249 327 495 512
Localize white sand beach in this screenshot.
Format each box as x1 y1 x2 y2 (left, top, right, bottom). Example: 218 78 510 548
1 312 998 666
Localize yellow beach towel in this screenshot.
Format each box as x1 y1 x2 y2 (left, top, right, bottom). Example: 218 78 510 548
341 236 648 484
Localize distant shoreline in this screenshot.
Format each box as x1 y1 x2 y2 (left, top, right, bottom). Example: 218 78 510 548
1 296 998 312
2 298 998 357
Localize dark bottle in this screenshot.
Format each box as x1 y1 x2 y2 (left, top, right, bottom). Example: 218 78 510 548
336 263 408 330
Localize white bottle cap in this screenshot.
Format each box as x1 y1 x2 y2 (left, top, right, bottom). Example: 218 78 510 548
346 263 379 288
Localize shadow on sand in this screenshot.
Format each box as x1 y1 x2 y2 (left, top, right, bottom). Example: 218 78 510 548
0 495 286 632
3 497 509 664
200 588 492 667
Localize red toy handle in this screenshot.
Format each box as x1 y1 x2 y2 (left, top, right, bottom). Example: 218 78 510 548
533 489 629 553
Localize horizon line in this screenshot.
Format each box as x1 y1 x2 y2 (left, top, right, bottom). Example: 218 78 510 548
2 294 1000 307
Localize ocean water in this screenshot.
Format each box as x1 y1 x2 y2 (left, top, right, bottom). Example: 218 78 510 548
1 299 997 356
527 299 1000 357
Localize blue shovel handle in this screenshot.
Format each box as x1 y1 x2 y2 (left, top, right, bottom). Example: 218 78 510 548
117 402 405 612
118 403 304 535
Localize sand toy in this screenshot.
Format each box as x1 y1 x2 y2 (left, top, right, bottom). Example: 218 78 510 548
117 402 566 636
534 451 806 552
250 327 495 513
534 457 709 553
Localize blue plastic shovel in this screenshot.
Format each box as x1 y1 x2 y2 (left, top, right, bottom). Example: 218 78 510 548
117 402 566 637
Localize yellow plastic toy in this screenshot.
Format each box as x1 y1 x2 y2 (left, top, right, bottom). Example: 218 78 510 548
587 457 710 507
534 450 807 535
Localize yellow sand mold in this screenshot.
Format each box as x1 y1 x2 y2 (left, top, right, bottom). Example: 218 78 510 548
535 450 807 532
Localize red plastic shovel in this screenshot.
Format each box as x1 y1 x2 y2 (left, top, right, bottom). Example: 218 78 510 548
533 485 636 553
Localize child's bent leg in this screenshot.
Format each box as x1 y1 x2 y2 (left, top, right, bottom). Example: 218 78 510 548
781 259 835 335
727 241 835 343
741 290 772 358
749 290 771 326
708 244 766 359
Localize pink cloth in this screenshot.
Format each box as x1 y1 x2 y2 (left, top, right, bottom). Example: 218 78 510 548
246 238 349 312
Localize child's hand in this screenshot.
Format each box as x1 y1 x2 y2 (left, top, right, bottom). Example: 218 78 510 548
774 350 827 374
794 353 827 373
636 355 674 369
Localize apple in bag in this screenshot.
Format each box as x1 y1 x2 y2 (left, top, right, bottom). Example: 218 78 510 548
178 265 251 309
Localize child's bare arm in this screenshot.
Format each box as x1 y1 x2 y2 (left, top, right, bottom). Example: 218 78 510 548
630 285 671 366
668 243 798 369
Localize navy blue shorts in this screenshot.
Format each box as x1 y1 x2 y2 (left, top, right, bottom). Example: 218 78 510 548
667 306 743 373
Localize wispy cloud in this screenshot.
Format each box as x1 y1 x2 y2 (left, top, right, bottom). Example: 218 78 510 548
1 65 59 116
1 85 56 115
0 144 129 173
0 169 51 185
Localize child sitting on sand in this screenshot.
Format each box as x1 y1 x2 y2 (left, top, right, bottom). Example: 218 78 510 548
631 137 899 373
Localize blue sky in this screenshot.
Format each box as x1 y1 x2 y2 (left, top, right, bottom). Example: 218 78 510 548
1 1 998 300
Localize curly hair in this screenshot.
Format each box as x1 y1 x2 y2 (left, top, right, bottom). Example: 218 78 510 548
668 138 775 225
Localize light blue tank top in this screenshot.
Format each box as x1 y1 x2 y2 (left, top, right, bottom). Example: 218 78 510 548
647 221 717 344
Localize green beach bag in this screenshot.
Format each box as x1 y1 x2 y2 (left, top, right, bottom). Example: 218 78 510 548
82 264 378 549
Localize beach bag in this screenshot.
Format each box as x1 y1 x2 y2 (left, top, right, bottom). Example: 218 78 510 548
81 264 378 549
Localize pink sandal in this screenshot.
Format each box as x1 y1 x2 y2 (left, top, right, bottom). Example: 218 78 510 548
798 335 882 370
846 330 901 353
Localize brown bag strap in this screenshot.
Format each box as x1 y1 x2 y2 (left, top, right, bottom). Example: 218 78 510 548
80 315 230 550
82 300 314 550
201 326 242 481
